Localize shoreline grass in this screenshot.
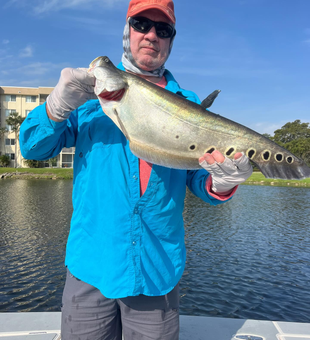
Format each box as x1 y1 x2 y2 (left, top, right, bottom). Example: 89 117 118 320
243 171 310 187
1 168 310 187
0 167 73 179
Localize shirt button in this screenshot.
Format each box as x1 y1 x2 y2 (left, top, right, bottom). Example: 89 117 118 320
132 241 136 245
134 208 138 214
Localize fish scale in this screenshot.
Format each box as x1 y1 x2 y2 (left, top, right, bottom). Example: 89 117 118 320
89 56 310 180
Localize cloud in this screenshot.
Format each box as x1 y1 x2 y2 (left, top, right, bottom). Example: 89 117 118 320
19 45 34 58
4 0 126 15
59 15 122 36
15 62 66 76
30 0 126 15
2 39 10 44
0 57 69 86
250 122 284 135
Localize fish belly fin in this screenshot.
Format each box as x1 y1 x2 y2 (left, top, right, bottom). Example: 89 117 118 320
201 90 221 109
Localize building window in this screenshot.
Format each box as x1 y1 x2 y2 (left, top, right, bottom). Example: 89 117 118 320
5 139 15 146
6 125 12 131
5 95 16 102
5 153 15 160
25 110 31 116
26 96 36 103
62 154 73 168
5 109 16 117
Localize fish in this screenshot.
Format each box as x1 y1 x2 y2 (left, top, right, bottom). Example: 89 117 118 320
88 56 310 180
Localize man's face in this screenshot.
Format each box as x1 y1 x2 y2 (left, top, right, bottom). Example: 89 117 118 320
130 9 172 72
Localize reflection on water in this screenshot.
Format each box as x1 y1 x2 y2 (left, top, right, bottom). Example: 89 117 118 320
182 185 310 322
0 180 310 322
0 180 72 312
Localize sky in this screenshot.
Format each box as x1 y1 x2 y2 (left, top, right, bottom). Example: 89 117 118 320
0 0 309 135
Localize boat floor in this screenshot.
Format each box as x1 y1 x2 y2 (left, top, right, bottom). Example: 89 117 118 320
0 312 310 339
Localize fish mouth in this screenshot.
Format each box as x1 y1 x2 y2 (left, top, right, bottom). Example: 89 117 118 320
98 89 126 102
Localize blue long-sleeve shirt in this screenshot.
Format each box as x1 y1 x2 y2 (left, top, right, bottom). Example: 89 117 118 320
19 64 232 298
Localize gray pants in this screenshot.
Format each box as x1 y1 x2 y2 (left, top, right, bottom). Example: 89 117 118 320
61 269 180 340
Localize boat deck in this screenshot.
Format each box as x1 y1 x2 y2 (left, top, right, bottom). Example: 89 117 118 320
0 312 310 339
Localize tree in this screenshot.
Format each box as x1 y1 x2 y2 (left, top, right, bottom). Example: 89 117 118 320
0 127 8 155
6 112 25 168
0 155 10 167
273 120 310 166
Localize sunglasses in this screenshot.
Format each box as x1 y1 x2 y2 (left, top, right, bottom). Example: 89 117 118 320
129 16 176 39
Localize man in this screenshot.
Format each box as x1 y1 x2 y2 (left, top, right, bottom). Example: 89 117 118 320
20 0 252 339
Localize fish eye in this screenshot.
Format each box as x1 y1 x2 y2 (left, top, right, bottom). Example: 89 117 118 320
189 144 197 151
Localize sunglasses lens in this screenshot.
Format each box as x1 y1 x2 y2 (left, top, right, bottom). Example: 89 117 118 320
155 22 174 38
130 17 174 39
130 17 152 33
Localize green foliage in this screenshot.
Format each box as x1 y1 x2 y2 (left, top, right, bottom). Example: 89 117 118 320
274 120 310 143
5 112 25 168
273 120 310 166
0 127 8 137
0 155 10 167
6 112 25 133
24 159 42 168
24 157 58 168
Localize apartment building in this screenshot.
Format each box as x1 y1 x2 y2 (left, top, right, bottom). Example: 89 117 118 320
0 86 75 168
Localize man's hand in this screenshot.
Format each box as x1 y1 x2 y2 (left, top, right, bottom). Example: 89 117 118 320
199 150 253 194
46 68 97 122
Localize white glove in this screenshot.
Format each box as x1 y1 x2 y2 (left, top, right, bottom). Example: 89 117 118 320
200 153 253 194
46 68 97 121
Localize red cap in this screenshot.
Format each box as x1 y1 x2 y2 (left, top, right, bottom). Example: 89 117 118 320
126 0 176 24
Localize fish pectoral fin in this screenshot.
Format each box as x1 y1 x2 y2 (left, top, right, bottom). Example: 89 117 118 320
201 90 221 109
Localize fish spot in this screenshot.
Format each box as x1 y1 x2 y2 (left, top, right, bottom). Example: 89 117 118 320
225 147 235 156
247 148 256 159
189 144 197 151
275 153 283 162
262 150 271 161
175 135 179 139
286 156 294 164
205 147 216 154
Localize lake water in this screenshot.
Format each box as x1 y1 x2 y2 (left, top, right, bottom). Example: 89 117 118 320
0 180 310 322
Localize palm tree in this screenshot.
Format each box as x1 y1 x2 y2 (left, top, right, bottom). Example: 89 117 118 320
0 127 8 156
6 112 25 168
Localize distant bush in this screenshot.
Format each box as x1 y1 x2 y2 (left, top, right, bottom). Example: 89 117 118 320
0 155 10 167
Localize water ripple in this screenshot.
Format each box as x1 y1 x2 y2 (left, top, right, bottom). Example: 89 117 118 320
1 181 310 322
